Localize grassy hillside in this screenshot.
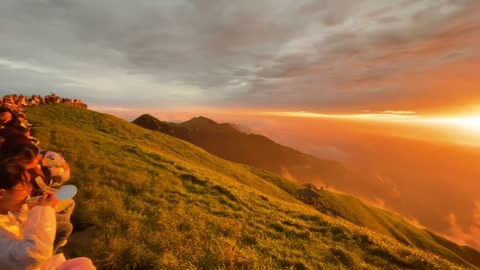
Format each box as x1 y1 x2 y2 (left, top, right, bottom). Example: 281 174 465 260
25 105 471 269
133 113 480 268
300 188 480 268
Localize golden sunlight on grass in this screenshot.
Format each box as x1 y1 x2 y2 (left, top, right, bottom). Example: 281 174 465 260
24 104 478 269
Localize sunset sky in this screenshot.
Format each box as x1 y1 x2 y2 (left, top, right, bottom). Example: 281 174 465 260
4 0 479 145
1 0 480 250
1 0 479 116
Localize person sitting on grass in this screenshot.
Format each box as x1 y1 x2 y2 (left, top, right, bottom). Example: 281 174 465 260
0 162 95 270
0 107 14 127
0 162 56 269
0 134 75 253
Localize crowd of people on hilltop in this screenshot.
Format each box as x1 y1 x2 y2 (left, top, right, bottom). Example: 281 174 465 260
1 93 88 110
0 94 94 269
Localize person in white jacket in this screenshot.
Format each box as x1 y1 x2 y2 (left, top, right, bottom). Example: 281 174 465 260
0 162 95 270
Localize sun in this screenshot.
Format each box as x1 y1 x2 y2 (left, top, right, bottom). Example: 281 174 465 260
425 115 480 133
457 116 480 132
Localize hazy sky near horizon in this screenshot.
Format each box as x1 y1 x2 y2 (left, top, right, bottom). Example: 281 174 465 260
1 0 480 114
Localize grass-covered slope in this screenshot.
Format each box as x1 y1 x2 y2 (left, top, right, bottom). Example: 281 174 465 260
135 113 480 268
301 189 480 269
26 105 470 269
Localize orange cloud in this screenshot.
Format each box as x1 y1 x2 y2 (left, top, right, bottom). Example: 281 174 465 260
444 201 480 250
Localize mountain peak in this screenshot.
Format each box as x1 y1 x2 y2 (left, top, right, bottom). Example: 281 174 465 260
136 114 156 120
183 116 218 126
181 116 240 132
132 114 171 133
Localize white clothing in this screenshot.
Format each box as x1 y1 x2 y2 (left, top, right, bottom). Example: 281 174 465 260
0 206 55 270
0 206 95 270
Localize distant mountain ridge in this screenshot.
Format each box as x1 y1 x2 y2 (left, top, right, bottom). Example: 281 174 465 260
133 114 349 186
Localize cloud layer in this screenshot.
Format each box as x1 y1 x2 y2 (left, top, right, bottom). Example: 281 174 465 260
1 0 479 112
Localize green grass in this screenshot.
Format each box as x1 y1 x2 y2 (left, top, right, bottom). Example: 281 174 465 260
304 190 480 269
25 104 472 269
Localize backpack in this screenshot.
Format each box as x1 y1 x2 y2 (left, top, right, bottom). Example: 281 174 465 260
40 150 71 187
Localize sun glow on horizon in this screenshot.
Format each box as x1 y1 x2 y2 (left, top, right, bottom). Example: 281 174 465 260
259 111 421 121
259 111 480 131
424 115 480 133
258 111 480 146
259 111 421 122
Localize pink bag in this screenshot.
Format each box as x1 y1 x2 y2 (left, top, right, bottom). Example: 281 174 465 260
57 257 95 270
